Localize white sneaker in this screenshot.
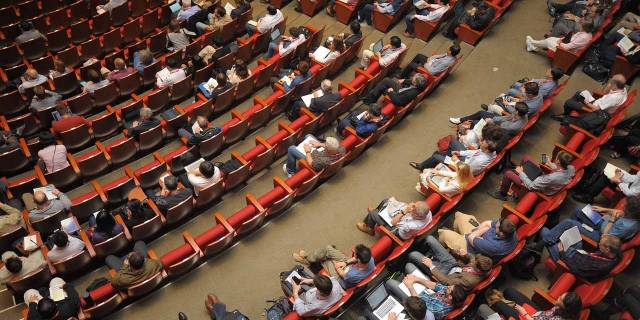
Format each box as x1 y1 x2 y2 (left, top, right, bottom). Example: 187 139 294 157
525 36 535 52
282 163 293 178
449 117 461 124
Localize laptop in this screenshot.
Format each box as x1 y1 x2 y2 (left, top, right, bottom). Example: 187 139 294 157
60 217 80 234
270 28 281 41
522 161 543 180
366 285 405 320
51 111 62 121
372 39 384 53
581 204 603 225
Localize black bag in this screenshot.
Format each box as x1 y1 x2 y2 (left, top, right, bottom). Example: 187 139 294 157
582 62 610 83
215 158 242 175
85 277 110 292
279 264 313 296
265 297 292 320
563 109 610 135
509 248 541 280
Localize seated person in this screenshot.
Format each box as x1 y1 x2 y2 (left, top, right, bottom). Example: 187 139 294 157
554 74 628 118
476 288 582 320
105 58 136 82
309 37 343 65
51 104 88 135
0 181 22 213
408 235 493 291
404 0 451 37
184 160 223 194
506 67 564 99
619 285 640 320
0 130 19 154
97 0 126 13
87 210 125 244
326 0 358 16
418 161 472 198
156 57 188 88
293 244 374 289
486 82 542 116
196 6 232 34
15 21 46 45
526 22 593 54
410 138 498 176
0 250 46 284
0 199 24 235
226 59 252 85
355 198 431 239
488 151 575 200
358 0 402 26
361 36 407 67
283 136 345 176
279 60 314 92
336 105 388 138
342 21 363 47
609 118 640 159
106 240 163 290
125 107 161 139
24 277 81 320
30 85 62 112
449 102 529 136
361 73 428 106
287 79 343 121
82 70 111 94
400 43 460 78
133 48 155 75
204 294 247 320
531 196 640 247
150 175 193 213
573 161 640 203
230 0 251 18
121 199 156 230
265 26 307 59
47 230 85 263
36 132 70 173
438 211 518 262
247 5 284 35
385 269 466 320
290 275 344 316
178 116 221 146
18 69 48 94
442 1 496 39
177 1 202 22
199 72 233 99
48 59 73 79
23 187 71 222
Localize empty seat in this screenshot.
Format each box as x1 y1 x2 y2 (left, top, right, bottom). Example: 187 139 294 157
70 20 92 44
74 148 111 178
92 12 111 35
165 196 195 224
57 47 81 68
102 28 123 54
58 123 94 150
46 28 70 53
169 75 192 103
110 2 130 26
52 71 80 97
66 92 95 115
30 55 54 75
0 90 28 116
17 0 39 19
123 19 142 44
47 8 70 31
0 44 22 67
93 82 120 108
19 37 47 60
138 125 164 152
141 9 159 35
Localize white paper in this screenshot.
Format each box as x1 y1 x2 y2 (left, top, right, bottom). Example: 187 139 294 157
443 156 459 166
185 158 206 173
60 217 79 234
280 75 293 86
617 36 636 55
156 68 172 83
192 121 202 135
487 313 501 320
580 90 595 103
377 197 407 227
285 270 302 284
224 2 236 14
414 0 428 9
560 226 582 250
473 118 487 138
302 89 324 107
356 111 367 120
203 78 219 94
448 267 463 274
617 27 631 36
50 287 67 302
33 185 57 200
604 163 622 179
23 235 38 251
312 46 331 60
247 20 258 27
398 268 434 296
295 135 323 154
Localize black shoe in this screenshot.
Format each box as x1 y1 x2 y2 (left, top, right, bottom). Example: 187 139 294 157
294 6 302 12
480 104 488 111
525 241 544 253
178 312 188 320
487 190 508 201
550 114 564 122
409 162 421 171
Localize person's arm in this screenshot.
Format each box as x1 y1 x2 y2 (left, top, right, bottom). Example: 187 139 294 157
390 211 405 226
56 191 72 210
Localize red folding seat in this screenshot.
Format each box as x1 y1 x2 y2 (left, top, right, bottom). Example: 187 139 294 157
198 130 224 159
247 104 271 132
92 12 111 35
224 152 251 190
73 146 112 179
99 171 137 206
80 38 103 61
4 63 27 82
131 157 166 190
70 0 91 19
141 9 159 35
0 7 18 25
194 179 224 208
110 2 130 27
193 213 236 256
185 99 213 120
158 235 202 276
149 31 167 56
30 210 68 238
0 90 28 116
266 177 295 216
0 141 32 175
103 134 138 165
66 92 95 116
234 73 256 102
17 0 39 19
0 225 26 253
92 82 120 108
254 62 277 89
7 264 52 296
235 39 253 64
138 124 164 152
58 123 94 150
144 87 170 113
30 55 54 75
212 87 235 114
45 28 70 53
130 0 148 17
51 247 93 276
57 46 81 68
224 112 250 145
0 44 22 67
129 207 165 241
102 28 123 54
19 37 48 60
165 196 195 224
247 136 275 173
169 75 192 103
117 72 142 97
81 284 125 318
143 60 162 86
47 7 70 31
52 71 80 97
122 19 142 45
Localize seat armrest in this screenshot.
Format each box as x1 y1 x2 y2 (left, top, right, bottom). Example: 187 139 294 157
501 203 532 224
214 212 235 234
273 176 294 193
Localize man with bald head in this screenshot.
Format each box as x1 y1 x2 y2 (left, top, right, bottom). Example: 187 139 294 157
125 107 161 139
22 187 71 222
286 79 343 121
18 69 47 94
555 74 628 118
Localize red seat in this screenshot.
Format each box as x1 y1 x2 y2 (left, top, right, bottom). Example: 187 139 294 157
145 87 170 113
19 37 48 60
70 19 92 44
57 46 82 69
71 188 106 222
0 44 22 68
224 153 251 190
66 92 95 116
7 265 52 296
92 12 111 35
195 179 224 208
0 143 32 175
212 86 235 114
47 7 70 31
198 131 224 159
164 195 195 224
102 173 137 205
138 124 165 152
102 28 123 54
169 75 193 103
110 2 130 27
123 19 142 45
117 72 142 97
224 112 250 145
45 28 70 53
30 210 68 238
0 90 28 116
58 123 94 150
74 148 111 178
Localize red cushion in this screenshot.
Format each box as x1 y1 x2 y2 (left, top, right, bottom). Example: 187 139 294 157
259 188 286 208
370 236 393 262
290 115 309 131
425 193 442 212
75 149 102 161
89 283 117 303
285 168 314 189
134 160 162 177
105 137 130 153
163 146 188 164
72 191 99 205
548 273 576 298
160 243 195 267
514 192 539 216
194 225 227 248
9 174 37 186
226 206 258 229
103 176 131 190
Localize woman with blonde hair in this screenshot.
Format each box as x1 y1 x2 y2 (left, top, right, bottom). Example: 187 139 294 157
417 161 472 197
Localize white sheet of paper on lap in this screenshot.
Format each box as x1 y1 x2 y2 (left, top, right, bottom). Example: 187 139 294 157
617 36 635 55
603 162 622 179
224 2 236 13
560 226 582 250
473 118 487 137
247 20 258 27
414 0 428 9
33 185 57 200
313 46 331 60
60 217 80 234
443 156 459 166
377 197 406 226
302 90 324 107
295 136 323 154
50 287 67 302
356 111 367 120
192 121 202 135
204 78 219 94
23 235 38 251
285 270 301 284
487 313 501 320
280 75 293 86
617 27 631 36
185 158 206 173
398 269 434 296
580 90 595 103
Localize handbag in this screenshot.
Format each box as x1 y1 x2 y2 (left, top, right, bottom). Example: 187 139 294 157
437 135 454 152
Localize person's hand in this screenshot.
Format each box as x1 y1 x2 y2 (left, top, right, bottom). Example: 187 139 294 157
515 304 527 315
291 280 300 292
52 188 61 196
27 293 39 304
451 154 459 161
300 277 314 285
334 261 347 269
388 312 398 320
456 248 467 256
451 151 460 156
421 256 433 267
515 166 524 174
303 144 312 153
612 209 624 221
403 274 416 285
313 90 320 98
161 188 170 197
132 120 140 127
557 242 564 252
387 87 394 93
484 118 493 123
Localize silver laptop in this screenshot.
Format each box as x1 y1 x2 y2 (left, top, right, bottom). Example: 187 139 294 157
270 28 281 41
367 285 405 320
372 39 384 53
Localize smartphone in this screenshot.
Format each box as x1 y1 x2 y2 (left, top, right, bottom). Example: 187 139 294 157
292 276 301 285
469 219 479 227
541 153 548 163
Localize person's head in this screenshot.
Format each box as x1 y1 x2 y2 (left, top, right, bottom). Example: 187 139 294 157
496 218 516 239
126 199 145 218
477 2 488 12
411 74 428 90
37 297 58 319
332 38 344 52
624 196 640 220
474 255 493 273
389 36 402 48
313 274 333 296
479 139 498 153
33 85 46 99
407 201 430 220
25 68 39 80
448 285 466 306
610 74 627 90
128 252 145 270
196 115 208 129
52 230 69 248
581 22 594 33
320 79 333 92
5 257 22 273
455 161 472 186
524 81 539 97
514 102 529 117
235 60 249 78
166 57 179 69
599 234 621 258
181 1 191 9
139 107 153 120
448 43 461 57
38 131 56 147
289 26 301 37
216 72 228 86
324 136 341 154
267 4 277 15
33 191 49 208
138 48 153 66
404 296 427 320
54 59 66 73
19 21 34 32
95 210 116 233
548 67 564 81
349 20 361 35
56 104 72 117
354 244 372 265
555 151 573 169
555 292 582 319
298 60 310 75
114 58 126 71
199 161 216 178
215 6 226 17
164 175 179 192
87 69 101 83
482 124 506 145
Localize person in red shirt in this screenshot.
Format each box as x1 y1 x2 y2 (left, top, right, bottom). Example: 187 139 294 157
52 104 88 135
105 58 136 82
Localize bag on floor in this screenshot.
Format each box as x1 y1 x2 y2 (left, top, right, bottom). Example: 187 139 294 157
562 109 610 135
509 248 540 280
215 158 242 175
265 297 292 320
583 62 610 83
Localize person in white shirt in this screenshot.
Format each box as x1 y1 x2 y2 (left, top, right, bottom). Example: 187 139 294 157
418 161 473 198
47 230 86 263
361 36 407 67
265 26 306 58
310 38 343 65
247 5 283 35
156 57 187 88
556 74 627 117
404 0 451 37
526 22 593 53
292 275 344 317
411 139 498 176
356 198 431 240
187 161 223 194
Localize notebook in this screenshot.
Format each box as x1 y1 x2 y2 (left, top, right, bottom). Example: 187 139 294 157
50 287 68 302
224 2 236 14
560 226 582 250
603 163 622 179
312 46 331 60
23 235 39 251
185 158 206 173
522 161 543 180
579 90 595 103
295 135 323 154
372 39 384 53
247 20 258 27
33 185 57 200
581 204 603 225
377 198 406 226
302 89 324 107
398 268 435 297
203 78 219 95
60 217 80 234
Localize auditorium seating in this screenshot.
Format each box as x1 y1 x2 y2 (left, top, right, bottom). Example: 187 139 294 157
455 0 513 45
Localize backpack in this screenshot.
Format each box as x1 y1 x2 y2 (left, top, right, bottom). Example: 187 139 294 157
279 264 313 296
215 158 242 175
264 297 292 320
509 248 541 280
583 63 610 83
563 109 610 135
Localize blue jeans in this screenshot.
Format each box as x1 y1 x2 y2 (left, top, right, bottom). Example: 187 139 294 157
540 221 585 261
506 82 526 98
286 146 306 174
358 4 373 24
246 23 257 35
410 235 458 273
196 14 214 34
569 207 603 241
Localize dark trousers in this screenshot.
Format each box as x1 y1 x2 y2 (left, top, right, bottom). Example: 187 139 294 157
105 241 148 270
418 151 446 170
460 110 496 123
287 100 306 121
562 91 587 115
362 77 401 104
443 8 469 38
358 3 374 24
399 54 428 79
363 210 387 228
622 286 640 319
0 180 23 210
492 288 540 319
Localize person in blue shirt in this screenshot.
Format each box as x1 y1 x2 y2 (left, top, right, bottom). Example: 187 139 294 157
272 60 314 92
486 82 542 116
293 244 375 289
133 48 155 76
358 0 403 25
337 105 388 138
506 67 564 99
